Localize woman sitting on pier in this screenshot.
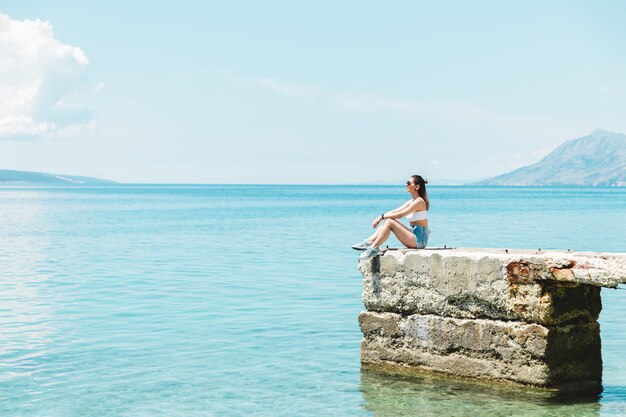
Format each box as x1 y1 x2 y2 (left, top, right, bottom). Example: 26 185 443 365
353 175 430 260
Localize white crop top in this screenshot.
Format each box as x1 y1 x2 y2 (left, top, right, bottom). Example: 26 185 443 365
406 210 428 222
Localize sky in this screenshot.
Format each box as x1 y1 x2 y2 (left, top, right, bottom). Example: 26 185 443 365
1 1 625 184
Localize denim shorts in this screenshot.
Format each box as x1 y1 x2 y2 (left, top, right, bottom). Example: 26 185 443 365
412 225 430 249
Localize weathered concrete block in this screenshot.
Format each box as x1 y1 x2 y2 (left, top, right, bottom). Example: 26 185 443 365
358 248 625 391
359 311 602 389
360 249 611 325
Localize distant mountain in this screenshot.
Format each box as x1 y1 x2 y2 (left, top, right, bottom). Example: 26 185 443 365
473 129 626 186
0 169 116 185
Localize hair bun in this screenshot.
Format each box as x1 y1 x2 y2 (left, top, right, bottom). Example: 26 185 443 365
424 178 428 184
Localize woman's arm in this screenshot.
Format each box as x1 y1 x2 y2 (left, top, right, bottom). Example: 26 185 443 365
372 200 413 227
381 198 425 220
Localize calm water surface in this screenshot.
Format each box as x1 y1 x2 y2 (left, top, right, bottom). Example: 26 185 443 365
0 185 625 416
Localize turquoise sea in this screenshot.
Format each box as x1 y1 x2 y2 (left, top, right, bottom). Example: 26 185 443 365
1 185 625 417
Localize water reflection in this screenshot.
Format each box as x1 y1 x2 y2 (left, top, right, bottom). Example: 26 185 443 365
0 196 58 386
360 367 601 417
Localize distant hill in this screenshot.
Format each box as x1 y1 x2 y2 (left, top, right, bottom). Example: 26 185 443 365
0 170 116 185
473 129 626 186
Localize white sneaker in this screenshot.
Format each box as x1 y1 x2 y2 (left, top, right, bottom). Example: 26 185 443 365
351 239 372 251
359 246 382 260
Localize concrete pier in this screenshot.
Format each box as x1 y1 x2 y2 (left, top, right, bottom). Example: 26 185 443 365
358 248 626 392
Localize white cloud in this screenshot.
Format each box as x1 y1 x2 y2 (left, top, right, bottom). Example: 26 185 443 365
334 95 544 134
220 72 559 137
220 71 592 179
218 71 321 98
334 94 430 113
0 12 93 139
257 78 321 97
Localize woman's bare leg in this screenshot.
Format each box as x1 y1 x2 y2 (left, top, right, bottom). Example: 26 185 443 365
366 224 384 242
371 219 417 249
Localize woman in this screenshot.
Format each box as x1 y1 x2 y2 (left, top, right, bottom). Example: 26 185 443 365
353 175 430 260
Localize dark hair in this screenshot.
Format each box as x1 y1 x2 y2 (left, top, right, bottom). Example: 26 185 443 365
411 175 430 210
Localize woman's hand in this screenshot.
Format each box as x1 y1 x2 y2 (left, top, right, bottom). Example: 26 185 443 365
372 217 382 228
